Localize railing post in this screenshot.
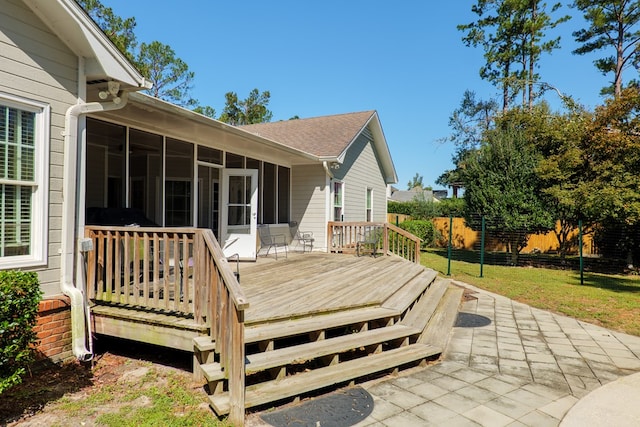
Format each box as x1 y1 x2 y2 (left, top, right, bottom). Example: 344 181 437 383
228 307 246 425
383 223 389 255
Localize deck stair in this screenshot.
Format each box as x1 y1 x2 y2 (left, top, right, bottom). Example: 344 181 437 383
195 263 463 416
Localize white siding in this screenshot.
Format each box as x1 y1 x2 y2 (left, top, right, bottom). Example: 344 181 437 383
333 128 388 222
291 164 328 251
1 0 78 296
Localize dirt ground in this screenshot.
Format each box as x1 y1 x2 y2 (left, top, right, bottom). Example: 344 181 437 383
0 337 211 427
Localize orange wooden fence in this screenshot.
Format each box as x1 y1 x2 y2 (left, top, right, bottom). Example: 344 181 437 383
431 217 595 255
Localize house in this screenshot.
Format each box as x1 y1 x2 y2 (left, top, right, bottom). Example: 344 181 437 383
388 186 439 203
1 0 397 363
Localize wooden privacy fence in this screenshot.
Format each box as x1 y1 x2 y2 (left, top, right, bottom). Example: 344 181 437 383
327 222 421 263
84 226 249 425
432 217 595 254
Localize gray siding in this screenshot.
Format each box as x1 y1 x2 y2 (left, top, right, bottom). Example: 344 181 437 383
291 164 328 251
1 0 78 296
332 127 388 222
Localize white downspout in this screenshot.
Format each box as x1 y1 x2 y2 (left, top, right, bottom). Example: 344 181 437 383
61 90 130 361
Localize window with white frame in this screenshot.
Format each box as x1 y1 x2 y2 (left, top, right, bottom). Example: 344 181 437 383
333 181 344 221
0 94 49 267
366 188 373 222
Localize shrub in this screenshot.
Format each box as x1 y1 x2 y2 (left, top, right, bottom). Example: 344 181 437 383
399 220 440 249
0 271 42 394
388 200 412 216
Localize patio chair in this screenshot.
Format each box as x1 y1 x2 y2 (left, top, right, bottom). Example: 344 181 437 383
289 221 314 253
356 228 383 258
258 225 288 260
294 230 315 253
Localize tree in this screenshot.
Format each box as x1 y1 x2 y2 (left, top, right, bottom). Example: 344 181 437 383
579 87 640 223
192 105 217 119
76 0 137 61
498 103 592 256
462 124 554 264
572 0 640 97
407 173 424 189
218 89 273 125
136 41 196 108
459 0 568 111
78 0 198 108
437 91 498 190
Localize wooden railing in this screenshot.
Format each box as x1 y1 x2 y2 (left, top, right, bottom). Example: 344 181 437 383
84 226 249 425
327 222 421 264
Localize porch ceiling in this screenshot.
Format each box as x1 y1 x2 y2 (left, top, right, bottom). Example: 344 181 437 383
95 93 319 167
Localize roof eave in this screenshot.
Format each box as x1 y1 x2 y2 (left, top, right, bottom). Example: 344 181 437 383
129 93 320 162
23 0 150 91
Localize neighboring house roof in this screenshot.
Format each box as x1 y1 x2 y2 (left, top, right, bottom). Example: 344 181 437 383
240 111 398 184
23 0 150 91
389 187 436 203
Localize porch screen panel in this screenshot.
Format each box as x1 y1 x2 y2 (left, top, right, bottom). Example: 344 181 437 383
86 118 126 209
262 162 276 224
0 106 35 257
165 138 194 226
278 166 290 223
129 129 163 225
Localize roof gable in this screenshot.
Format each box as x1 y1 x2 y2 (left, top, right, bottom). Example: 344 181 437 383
241 111 398 184
240 111 375 158
22 0 149 90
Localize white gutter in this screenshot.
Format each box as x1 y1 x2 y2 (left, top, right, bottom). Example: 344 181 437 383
322 160 335 179
61 90 130 361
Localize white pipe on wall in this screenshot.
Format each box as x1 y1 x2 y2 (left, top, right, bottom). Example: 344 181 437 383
61 89 129 361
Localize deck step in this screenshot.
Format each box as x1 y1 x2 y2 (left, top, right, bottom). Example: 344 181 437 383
193 335 215 352
244 306 400 345
244 324 421 374
419 285 465 348
382 268 438 312
399 278 450 331
209 343 442 415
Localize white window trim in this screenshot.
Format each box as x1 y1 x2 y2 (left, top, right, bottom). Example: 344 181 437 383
332 180 344 221
0 92 50 269
366 187 373 222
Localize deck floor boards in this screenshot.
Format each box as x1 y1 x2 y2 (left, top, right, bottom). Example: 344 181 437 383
239 253 419 324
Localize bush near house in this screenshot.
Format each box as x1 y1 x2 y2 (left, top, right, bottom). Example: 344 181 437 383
0 271 42 394
399 220 440 249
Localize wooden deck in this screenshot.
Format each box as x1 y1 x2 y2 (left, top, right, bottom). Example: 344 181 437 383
87 229 462 424
240 252 426 324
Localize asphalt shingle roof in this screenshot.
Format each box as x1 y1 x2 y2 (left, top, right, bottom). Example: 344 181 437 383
239 111 376 158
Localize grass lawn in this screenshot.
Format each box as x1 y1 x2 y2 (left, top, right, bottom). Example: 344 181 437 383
422 249 640 337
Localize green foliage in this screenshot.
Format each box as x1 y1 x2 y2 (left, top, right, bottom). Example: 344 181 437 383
462 124 554 263
437 197 466 217
572 0 640 97
136 41 196 108
459 0 568 110
387 200 412 216
218 89 273 125
407 173 424 190
399 220 440 248
0 271 42 394
76 0 137 62
580 87 640 225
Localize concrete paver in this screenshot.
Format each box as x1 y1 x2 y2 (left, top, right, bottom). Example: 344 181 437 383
354 282 640 426
248 281 640 426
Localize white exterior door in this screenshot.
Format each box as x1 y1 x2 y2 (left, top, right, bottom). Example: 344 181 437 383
221 169 258 260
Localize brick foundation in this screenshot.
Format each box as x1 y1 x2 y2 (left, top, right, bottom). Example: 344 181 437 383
33 296 74 362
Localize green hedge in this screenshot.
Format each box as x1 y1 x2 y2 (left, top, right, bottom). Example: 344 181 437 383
0 271 42 394
399 220 440 249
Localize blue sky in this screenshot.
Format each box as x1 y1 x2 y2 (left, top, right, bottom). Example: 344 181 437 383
107 1 612 191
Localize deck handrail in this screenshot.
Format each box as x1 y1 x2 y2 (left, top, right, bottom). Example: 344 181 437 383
327 222 421 263
85 225 248 424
